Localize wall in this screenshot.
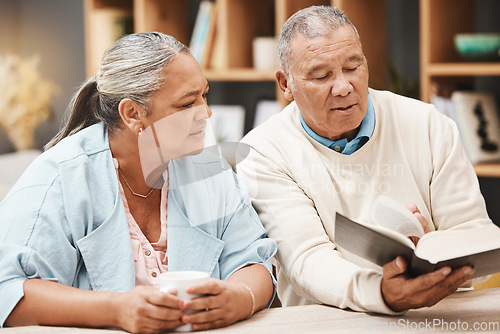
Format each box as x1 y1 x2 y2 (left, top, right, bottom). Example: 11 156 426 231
0 0 85 153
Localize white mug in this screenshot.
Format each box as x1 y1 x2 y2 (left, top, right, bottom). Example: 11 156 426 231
159 271 210 332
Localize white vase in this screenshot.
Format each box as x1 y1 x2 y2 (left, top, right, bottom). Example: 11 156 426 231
252 37 278 71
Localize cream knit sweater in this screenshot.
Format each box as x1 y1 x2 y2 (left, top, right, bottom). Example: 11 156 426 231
237 89 492 314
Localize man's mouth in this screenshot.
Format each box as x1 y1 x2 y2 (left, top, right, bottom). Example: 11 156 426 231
332 104 356 112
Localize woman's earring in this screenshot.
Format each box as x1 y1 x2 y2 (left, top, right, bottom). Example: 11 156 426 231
138 128 143 136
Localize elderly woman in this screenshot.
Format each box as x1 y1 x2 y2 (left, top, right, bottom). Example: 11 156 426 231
0 32 277 333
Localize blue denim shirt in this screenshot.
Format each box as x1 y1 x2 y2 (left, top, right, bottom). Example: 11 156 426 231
0 123 277 326
299 95 375 155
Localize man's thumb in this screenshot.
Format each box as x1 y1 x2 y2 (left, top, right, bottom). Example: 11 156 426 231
383 256 407 279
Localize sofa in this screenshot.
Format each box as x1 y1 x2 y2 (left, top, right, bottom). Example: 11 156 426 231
0 149 41 201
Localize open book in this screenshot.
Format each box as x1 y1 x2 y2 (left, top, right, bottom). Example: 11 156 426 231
334 196 500 278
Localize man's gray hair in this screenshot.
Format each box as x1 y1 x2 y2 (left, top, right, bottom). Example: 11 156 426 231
277 6 360 81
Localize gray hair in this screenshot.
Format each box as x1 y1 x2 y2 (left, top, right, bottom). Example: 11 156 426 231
46 32 189 149
277 6 360 85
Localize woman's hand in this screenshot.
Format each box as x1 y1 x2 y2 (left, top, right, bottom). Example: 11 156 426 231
179 279 253 331
6 279 185 334
114 286 185 333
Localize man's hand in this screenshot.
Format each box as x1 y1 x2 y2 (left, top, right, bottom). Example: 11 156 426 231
381 256 475 312
406 203 432 245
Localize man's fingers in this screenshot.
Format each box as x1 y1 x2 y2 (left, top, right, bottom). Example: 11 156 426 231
405 203 419 214
383 256 407 279
382 264 476 311
414 212 431 233
419 266 475 307
405 203 431 234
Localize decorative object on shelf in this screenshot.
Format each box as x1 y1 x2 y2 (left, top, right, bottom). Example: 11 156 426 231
204 105 245 146
253 99 280 128
450 91 500 164
0 54 59 151
252 36 278 71
387 60 419 100
454 33 500 62
204 105 246 169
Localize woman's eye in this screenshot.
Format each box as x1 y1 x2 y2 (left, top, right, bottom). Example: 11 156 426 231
181 102 195 108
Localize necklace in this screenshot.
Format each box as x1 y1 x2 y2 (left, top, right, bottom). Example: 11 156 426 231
118 168 159 199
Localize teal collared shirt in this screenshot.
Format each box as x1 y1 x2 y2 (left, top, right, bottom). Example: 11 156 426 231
299 95 375 155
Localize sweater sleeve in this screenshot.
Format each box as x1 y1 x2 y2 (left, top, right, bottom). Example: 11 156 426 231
427 108 492 230
237 143 398 314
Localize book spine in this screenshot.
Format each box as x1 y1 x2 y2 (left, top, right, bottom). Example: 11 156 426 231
189 1 213 65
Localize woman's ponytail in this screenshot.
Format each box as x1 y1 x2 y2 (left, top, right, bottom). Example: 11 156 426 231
44 77 100 149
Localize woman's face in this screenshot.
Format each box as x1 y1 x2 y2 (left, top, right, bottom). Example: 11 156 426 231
140 53 212 163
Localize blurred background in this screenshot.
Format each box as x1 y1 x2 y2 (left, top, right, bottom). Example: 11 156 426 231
0 0 499 223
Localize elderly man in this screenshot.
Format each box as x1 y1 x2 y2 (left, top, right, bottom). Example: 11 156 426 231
237 6 493 314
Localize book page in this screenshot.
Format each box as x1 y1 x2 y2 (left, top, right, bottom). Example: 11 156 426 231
415 221 500 263
372 195 425 238
366 222 415 250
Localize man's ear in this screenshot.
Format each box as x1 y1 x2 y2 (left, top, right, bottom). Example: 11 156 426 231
276 70 294 102
118 98 144 134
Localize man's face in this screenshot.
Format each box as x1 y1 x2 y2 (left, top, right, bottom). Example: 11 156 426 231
287 25 369 141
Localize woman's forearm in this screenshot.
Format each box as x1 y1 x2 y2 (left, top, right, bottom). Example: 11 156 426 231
227 264 274 314
5 278 120 328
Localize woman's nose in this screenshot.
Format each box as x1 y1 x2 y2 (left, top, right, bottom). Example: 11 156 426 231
195 104 211 120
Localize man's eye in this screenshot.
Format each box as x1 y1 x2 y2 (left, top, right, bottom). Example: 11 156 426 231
316 73 330 80
202 91 210 99
346 65 360 72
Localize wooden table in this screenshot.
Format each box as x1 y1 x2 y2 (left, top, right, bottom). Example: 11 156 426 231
3 288 499 333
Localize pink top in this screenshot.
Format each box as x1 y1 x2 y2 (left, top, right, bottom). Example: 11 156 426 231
114 159 169 287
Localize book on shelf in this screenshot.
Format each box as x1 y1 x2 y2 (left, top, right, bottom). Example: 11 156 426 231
201 2 218 69
189 1 217 69
334 195 500 278
431 91 500 164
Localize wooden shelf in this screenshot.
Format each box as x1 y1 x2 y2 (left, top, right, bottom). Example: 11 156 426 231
205 68 276 82
426 63 500 76
474 163 500 178
84 0 388 109
420 0 500 180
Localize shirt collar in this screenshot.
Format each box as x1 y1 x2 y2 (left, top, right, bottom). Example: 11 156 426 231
299 94 375 153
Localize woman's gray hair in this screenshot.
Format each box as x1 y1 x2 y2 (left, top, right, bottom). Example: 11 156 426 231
46 32 189 149
277 6 360 85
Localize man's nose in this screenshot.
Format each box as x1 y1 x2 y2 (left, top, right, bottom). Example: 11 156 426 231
331 74 353 97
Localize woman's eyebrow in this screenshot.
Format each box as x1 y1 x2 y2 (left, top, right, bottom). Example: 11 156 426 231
178 83 209 100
